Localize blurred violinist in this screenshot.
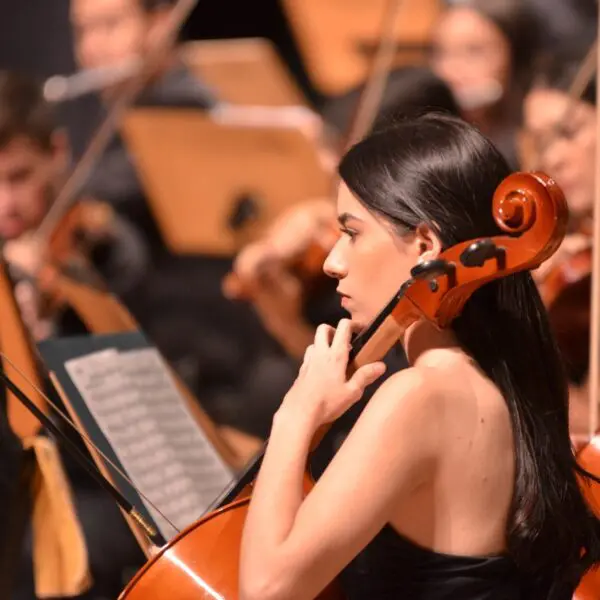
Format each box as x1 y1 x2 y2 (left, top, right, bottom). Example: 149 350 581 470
68 0 217 244
521 48 595 437
227 67 461 470
240 114 600 600
65 0 300 438
229 67 461 362
429 0 541 168
0 70 147 600
0 71 148 340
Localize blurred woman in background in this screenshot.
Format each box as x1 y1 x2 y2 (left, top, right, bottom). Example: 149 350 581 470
430 0 540 168
521 47 596 439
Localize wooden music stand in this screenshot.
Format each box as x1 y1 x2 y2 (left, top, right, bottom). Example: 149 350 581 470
120 108 331 256
43 270 261 471
281 0 441 95
39 271 263 555
0 261 89 598
179 38 308 107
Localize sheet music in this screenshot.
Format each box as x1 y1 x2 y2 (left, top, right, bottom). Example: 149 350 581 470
64 348 233 540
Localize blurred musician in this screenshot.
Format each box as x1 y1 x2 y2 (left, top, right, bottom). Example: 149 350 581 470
229 67 462 469
521 47 596 438
65 0 298 438
68 0 217 244
0 71 147 600
429 0 541 169
0 71 148 339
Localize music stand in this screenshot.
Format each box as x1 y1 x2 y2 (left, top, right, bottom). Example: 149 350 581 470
180 38 308 107
281 0 441 95
120 107 332 256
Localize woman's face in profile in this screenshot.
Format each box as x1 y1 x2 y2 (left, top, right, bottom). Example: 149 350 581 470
523 88 596 220
430 6 511 113
323 184 420 330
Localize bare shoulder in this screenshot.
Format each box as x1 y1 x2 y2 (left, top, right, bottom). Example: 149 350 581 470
364 366 447 414
354 367 447 443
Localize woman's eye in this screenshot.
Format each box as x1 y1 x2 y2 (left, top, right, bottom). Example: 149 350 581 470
556 123 580 140
340 227 357 240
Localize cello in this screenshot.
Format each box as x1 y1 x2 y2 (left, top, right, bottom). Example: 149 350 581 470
116 170 568 599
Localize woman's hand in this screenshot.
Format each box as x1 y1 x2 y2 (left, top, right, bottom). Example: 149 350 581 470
224 198 337 300
280 319 387 425
249 261 316 359
532 232 591 283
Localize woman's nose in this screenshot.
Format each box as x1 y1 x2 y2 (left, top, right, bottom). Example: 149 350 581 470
323 242 347 280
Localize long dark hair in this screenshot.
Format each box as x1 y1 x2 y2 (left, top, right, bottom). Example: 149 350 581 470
338 113 600 589
323 66 460 135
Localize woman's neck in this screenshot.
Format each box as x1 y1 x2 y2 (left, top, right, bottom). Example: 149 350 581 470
402 320 468 368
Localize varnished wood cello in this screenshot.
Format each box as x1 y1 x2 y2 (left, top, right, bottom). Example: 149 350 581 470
116 171 568 599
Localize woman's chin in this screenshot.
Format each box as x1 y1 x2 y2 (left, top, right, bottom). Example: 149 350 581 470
347 312 369 333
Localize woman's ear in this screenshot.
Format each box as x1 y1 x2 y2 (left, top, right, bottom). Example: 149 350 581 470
414 223 442 263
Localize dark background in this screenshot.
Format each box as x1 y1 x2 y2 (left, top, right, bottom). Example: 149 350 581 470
0 0 322 104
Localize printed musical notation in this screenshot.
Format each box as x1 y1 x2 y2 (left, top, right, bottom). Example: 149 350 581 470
65 347 233 540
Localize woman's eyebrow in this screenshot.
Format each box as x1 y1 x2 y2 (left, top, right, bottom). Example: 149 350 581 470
338 212 363 226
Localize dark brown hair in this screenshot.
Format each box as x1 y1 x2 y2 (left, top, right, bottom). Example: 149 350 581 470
0 71 55 152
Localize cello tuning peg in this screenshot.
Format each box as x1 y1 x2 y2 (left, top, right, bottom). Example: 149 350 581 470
459 239 506 270
410 259 456 291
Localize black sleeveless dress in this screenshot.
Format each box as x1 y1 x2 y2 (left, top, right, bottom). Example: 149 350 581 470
339 525 572 599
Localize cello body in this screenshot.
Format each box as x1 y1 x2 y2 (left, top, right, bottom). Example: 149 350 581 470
119 477 344 599
574 439 600 598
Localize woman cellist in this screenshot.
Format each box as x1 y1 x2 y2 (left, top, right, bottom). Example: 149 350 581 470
227 67 461 469
238 114 600 599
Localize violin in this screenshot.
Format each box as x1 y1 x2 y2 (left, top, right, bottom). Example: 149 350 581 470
223 226 337 302
537 219 592 382
117 171 568 599
573 438 600 599
2 199 116 334
224 0 403 304
36 199 115 315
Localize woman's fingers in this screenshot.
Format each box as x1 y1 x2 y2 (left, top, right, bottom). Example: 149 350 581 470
331 318 353 355
347 362 387 397
314 323 335 348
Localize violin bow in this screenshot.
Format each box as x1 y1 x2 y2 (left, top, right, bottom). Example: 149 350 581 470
32 0 201 251
211 0 408 509
342 0 406 151
588 25 600 439
559 40 597 131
